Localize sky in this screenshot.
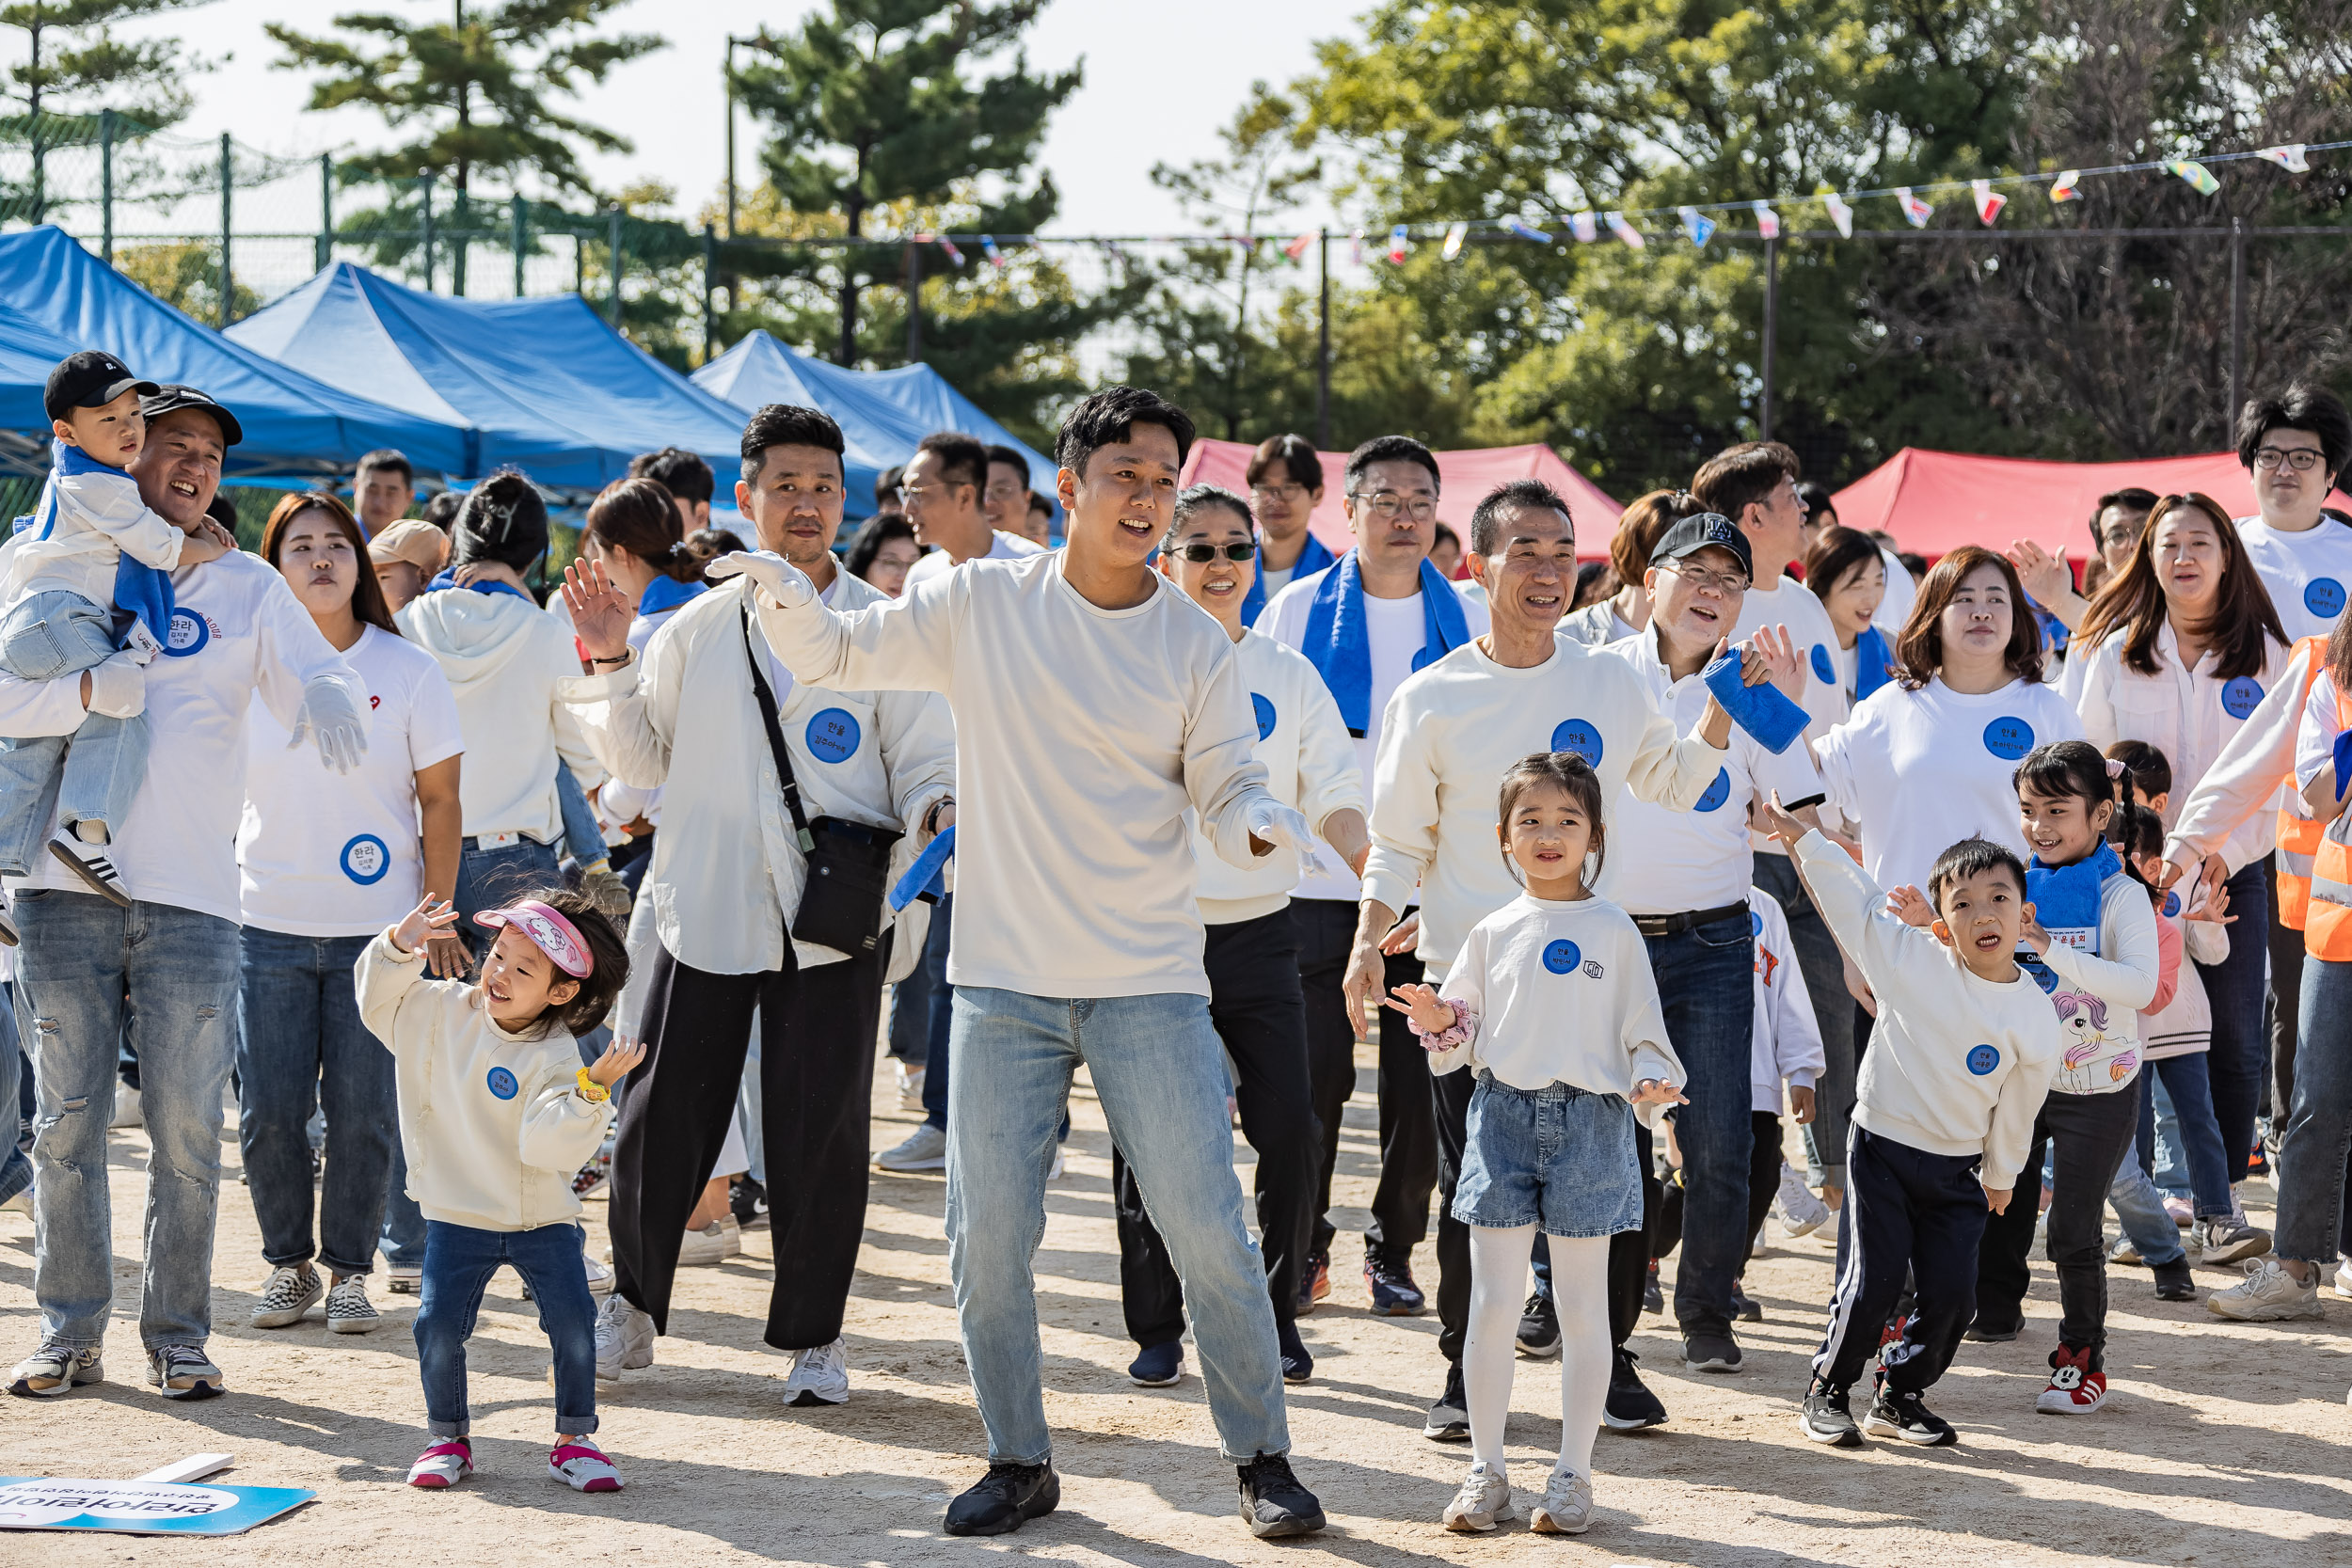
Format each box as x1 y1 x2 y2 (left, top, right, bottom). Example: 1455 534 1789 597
98 0 1372 239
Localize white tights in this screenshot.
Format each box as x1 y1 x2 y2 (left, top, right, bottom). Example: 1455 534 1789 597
1466 1226 1611 1479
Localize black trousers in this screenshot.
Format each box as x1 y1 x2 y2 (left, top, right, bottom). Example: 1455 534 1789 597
1653 1109 1782 1269
1290 898 1364 1258
1605 1123 1661 1348
1114 909 1322 1344
1814 1127 1986 1394
612 937 886 1349
1976 1085 2142 1354
2267 857 2304 1125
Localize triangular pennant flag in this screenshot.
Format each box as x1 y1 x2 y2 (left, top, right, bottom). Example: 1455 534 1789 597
2166 159 2220 195
2050 169 2082 202
1350 229 1364 265
1972 180 2007 226
1283 230 1317 261
1896 186 1932 228
936 235 966 266
1567 211 1598 243
1604 211 1645 248
1503 217 1553 244
1677 206 1717 246
1751 200 1781 240
1822 192 1853 239
2259 144 2311 173
1442 221 1468 260
979 234 1005 268
1231 233 1257 253
1386 224 1409 263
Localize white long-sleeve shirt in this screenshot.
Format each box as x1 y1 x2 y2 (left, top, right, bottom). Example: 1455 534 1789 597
563 572 954 976
2072 621 2290 871
1426 892 1684 1123
902 529 1045 590
1751 887 1825 1114
2142 895 2230 1060
1193 628 1365 925
2 443 185 611
2167 636 2323 872
1812 675 2086 895
1732 575 1848 859
1362 635 1729 969
752 550 1285 998
2034 871 2162 1095
2237 515 2352 643
2 550 363 923
1796 832 2060 1187
357 933 612 1234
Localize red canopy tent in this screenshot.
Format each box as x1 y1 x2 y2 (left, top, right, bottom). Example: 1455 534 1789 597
1179 438 1623 561
1829 447 2352 561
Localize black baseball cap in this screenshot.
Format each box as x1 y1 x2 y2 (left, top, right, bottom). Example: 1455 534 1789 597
1649 512 1754 580
139 384 244 448
45 350 158 423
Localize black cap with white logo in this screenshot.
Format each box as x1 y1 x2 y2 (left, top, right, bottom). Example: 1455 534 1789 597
1648 512 1754 580
44 350 158 423
138 384 244 447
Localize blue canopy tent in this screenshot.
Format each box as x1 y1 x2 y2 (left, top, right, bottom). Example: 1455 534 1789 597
694 329 1057 522
0 227 470 480
229 261 749 492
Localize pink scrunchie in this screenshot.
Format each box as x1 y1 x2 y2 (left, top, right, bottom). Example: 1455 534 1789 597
1407 998 1479 1054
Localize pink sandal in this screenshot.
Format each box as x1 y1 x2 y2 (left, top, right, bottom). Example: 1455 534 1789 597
406 1438 473 1488
549 1439 624 1493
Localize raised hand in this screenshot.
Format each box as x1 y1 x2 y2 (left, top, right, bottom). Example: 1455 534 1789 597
1756 790 1810 848
1884 883 1935 928
560 559 636 663
587 1033 648 1087
2185 881 2234 925
392 895 460 956
2005 538 2073 610
1741 624 1806 702
1382 981 1457 1035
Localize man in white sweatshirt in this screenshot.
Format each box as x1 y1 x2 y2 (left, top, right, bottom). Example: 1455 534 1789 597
4 386 371 1402
1115 483 1369 1391
737 386 1327 1542
1348 478 1739 1442
561 404 954 1409
901 430 1045 592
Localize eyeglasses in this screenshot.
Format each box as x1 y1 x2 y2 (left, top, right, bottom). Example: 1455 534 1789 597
2253 447 2325 471
1251 483 1309 503
1350 490 1438 521
1172 540 1259 563
1659 559 1751 594
897 481 971 501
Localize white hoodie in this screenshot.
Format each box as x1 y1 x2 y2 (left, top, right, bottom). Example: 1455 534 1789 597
357 931 612 1234
398 587 604 842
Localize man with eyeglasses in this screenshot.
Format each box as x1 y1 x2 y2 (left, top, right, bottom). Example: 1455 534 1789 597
1240 434 1337 625
902 432 1045 594
2234 384 2352 643
981 444 1038 544
1259 435 1488 1324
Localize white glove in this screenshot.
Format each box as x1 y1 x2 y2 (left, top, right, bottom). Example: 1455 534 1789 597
286 676 369 775
1245 799 1318 857
704 549 815 609
85 651 147 720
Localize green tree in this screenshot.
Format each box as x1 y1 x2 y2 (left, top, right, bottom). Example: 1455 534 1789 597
0 0 215 222
269 1 661 293
732 0 1081 365
118 236 257 322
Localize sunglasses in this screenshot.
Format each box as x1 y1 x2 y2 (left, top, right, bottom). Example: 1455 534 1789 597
1173 540 1259 563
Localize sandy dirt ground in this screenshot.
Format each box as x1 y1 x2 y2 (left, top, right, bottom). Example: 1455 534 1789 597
4 1048 2350 1568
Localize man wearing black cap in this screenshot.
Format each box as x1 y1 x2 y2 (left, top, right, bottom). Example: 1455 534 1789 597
3 383 371 1402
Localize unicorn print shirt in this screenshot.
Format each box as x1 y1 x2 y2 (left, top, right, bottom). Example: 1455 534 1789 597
2031 869 2162 1096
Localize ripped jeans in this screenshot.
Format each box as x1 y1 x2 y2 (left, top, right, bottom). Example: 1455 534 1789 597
13 889 239 1349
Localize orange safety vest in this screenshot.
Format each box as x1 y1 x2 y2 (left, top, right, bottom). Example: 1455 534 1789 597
2279 636 2332 933
2304 656 2352 960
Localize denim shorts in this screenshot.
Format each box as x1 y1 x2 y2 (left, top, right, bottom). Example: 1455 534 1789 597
1453 1073 1644 1238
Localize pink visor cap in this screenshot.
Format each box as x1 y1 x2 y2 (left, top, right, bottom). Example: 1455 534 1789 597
474 901 596 978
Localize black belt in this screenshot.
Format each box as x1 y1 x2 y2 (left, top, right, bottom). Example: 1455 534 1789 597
1631 899 1748 938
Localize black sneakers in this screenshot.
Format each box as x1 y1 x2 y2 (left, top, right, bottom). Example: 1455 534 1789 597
944 1461 1059 1536
2152 1257 2198 1302
1422 1360 1470 1441
1730 1280 1763 1323
1800 1379 1861 1446
1276 1319 1313 1384
1862 1386 1958 1446
1363 1248 1426 1315
1237 1452 1326 1538
1962 1313 2020 1343
1516 1290 1562 1357
1602 1346 1668 1430
1683 1330 1742 1372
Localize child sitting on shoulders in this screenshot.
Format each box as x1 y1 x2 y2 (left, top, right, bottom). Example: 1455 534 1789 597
1387 752 1684 1536
1759 799 2059 1450
357 886 640 1494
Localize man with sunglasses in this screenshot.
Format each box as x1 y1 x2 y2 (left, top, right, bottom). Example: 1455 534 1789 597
1259 435 1488 1323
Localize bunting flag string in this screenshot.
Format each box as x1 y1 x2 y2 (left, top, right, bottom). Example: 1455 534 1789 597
1752 200 1781 240
1567 211 1598 243
2051 169 2082 202
1822 191 1853 239
1604 211 1645 248
1972 179 2006 226
1442 221 1469 259
1283 230 1316 261
2166 159 2221 195
2260 144 2310 172
979 234 1005 268
1386 224 1409 263
1896 186 1933 228
1504 216 1553 244
1677 205 1717 245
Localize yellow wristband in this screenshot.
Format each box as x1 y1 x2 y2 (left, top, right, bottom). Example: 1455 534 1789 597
575 1068 611 1103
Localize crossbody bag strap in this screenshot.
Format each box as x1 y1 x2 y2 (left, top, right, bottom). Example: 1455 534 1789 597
740 601 816 854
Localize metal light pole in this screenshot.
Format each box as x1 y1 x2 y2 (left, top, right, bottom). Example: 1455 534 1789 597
609 205 625 329
99 110 115 262
217 133 233 325
317 153 334 273
2228 218 2247 438
420 175 436 291
1759 235 1779 443
511 193 527 296
1316 229 1331 450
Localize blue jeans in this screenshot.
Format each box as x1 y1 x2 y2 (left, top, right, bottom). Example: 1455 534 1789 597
554 762 605 869
1643 911 1756 1338
2277 955 2352 1263
2147 1074 2192 1196
919 894 954 1131
14 890 239 1348
2139 1054 2233 1220
0 590 149 875
237 928 395 1278
2193 860 2269 1176
0 980 29 1207
2108 1106 2187 1268
946 986 1288 1465
414 1219 599 1437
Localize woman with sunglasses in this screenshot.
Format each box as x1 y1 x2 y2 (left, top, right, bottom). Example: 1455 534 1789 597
2073 493 2290 1269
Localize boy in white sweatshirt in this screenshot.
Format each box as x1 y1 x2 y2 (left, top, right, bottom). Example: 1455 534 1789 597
1761 804 2060 1449
358 887 641 1495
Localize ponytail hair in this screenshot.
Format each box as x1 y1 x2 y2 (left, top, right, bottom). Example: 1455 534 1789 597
584 477 699 582
2016 738 2153 893
451 467 548 576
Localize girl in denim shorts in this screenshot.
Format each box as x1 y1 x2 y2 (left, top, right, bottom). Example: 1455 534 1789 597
1389 752 1686 1537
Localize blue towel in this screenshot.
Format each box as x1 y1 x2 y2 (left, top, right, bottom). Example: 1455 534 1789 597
2026 843 2119 956
426 566 532 601
35 438 176 654
1241 532 1338 627
635 574 707 619
1854 623 1895 701
1298 551 1472 733
1702 652 1808 754
2335 729 2352 801
890 824 955 911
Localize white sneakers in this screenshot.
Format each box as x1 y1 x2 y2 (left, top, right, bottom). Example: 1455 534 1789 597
2195 1217 2273 1266
250 1264 324 1329
1529 1469 1594 1534
876 1123 947 1172
677 1214 742 1267
595 1294 655 1381
1776 1162 1830 1238
2335 1256 2352 1299
1441 1463 1512 1531
326 1275 380 1334
896 1062 927 1111
783 1337 850 1406
2206 1259 2324 1321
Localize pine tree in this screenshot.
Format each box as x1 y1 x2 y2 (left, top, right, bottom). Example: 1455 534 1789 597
268 1 661 293
1 0 215 222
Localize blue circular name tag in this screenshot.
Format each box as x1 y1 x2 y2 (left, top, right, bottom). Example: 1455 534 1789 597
340 833 390 885
1982 716 2034 760
1965 1043 2001 1076
486 1066 519 1101
162 610 209 657
1695 766 1732 813
805 707 861 764
1811 642 1836 684
1251 693 1276 741
1550 719 1603 767
1750 909 1764 936
1542 939 1581 974
2306 577 2345 619
2220 676 2265 720
2162 890 2182 918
